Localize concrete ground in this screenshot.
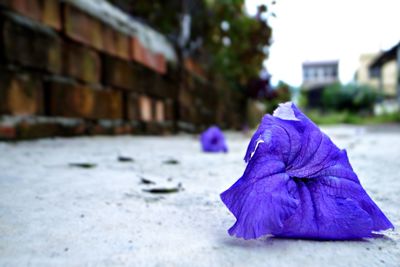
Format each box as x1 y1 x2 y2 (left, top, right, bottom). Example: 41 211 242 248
0 125 399 267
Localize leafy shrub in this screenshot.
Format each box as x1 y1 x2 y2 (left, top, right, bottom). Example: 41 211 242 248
264 81 292 114
322 83 379 113
306 110 400 125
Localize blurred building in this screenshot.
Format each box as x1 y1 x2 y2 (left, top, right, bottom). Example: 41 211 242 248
368 42 400 104
356 53 397 98
301 60 339 107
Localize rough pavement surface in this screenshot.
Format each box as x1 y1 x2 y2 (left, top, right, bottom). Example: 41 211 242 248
0 125 399 267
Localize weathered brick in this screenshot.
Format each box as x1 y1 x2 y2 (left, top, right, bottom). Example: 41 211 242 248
9 0 41 22
87 123 111 136
63 5 88 45
136 67 157 95
141 48 160 73
114 30 130 60
42 0 61 30
147 52 166 75
102 26 117 56
64 4 104 51
162 77 178 99
0 125 16 140
103 55 136 90
69 123 87 136
93 89 123 120
168 82 179 100
0 68 43 115
103 27 130 60
131 37 166 74
46 78 123 120
113 124 132 135
132 66 175 98
17 121 61 139
132 64 150 92
149 74 165 98
164 76 180 100
64 42 101 84
86 121 128 136
0 11 62 73
56 122 87 137
125 92 140 121
0 0 61 30
164 99 175 121
46 79 94 119
90 17 103 51
156 53 167 74
131 37 144 64
0 120 90 140
154 100 165 122
138 95 153 122
143 122 163 135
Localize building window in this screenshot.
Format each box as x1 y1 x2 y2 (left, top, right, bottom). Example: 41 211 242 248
332 68 337 78
320 68 325 80
324 67 331 79
304 71 309 81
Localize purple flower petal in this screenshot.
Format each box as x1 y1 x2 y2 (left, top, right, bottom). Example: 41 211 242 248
200 126 228 153
221 102 393 240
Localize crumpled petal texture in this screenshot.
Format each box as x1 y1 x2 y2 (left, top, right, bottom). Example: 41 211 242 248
200 126 228 153
221 102 393 240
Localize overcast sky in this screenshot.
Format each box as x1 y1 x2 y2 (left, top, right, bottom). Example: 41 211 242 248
245 0 400 86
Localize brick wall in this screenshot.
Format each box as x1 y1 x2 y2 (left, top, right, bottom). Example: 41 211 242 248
0 0 245 140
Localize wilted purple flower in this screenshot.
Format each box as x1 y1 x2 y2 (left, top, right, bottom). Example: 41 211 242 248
221 102 393 240
200 126 228 153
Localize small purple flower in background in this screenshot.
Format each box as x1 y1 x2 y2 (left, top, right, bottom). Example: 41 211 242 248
221 102 393 240
200 126 228 153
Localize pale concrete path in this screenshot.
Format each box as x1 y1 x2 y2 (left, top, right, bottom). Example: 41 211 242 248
0 125 399 267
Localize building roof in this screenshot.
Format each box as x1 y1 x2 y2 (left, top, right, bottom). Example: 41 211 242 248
369 42 400 70
302 60 339 68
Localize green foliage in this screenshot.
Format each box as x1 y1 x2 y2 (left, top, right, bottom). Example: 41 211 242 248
322 83 379 113
306 110 400 125
110 0 273 92
265 81 291 114
297 88 309 108
204 1 272 87
108 0 182 34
